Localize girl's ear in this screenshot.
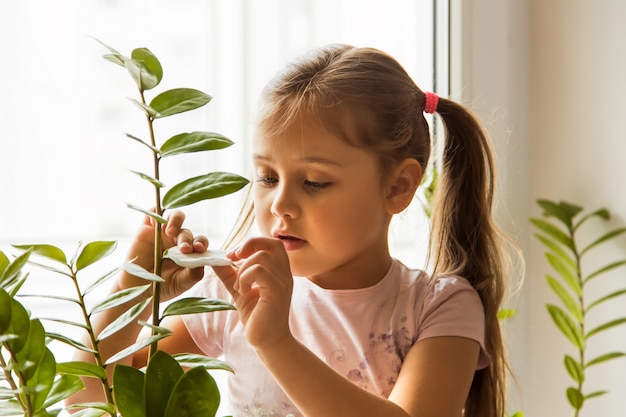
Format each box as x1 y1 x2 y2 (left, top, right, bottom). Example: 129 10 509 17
384 158 422 214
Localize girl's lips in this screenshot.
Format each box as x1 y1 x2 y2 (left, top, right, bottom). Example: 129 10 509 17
276 234 307 251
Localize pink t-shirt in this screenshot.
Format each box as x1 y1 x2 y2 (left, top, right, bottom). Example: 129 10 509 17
182 258 488 417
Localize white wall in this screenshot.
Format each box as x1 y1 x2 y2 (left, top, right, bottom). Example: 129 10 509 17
455 1 626 416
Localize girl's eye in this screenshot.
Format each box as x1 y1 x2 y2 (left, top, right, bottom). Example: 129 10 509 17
304 180 331 190
256 176 277 186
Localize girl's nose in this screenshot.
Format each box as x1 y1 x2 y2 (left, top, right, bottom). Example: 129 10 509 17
270 184 300 219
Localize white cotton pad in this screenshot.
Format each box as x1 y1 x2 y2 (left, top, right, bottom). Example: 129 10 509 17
163 247 233 268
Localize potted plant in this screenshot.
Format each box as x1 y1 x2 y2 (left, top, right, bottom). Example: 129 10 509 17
0 41 248 417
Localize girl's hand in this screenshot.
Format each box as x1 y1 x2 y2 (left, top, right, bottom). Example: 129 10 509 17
117 210 208 301
212 237 293 349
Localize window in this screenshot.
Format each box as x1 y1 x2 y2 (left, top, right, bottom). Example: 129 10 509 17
0 0 445 408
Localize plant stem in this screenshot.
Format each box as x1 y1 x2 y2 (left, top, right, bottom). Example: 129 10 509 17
571 223 585 417
68 264 115 411
140 89 163 359
0 351 30 415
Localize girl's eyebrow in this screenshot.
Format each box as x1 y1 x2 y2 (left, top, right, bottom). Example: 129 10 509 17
252 153 344 167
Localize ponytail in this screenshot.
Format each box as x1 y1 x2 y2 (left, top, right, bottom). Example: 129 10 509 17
430 98 510 417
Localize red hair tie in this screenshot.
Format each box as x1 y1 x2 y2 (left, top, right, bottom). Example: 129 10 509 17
424 92 439 114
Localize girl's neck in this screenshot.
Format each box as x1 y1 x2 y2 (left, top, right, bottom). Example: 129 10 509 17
306 250 393 290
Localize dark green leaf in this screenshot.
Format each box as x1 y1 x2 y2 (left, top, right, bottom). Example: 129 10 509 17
12 244 67 264
130 170 165 188
586 351 626 368
546 304 584 349
160 132 233 157
574 208 610 232
162 297 235 317
534 233 577 271
0 288 11 333
28 347 56 410
145 351 184 417
126 203 168 224
586 317 626 339
89 284 151 315
163 172 249 209
0 251 9 276
6 298 31 353
42 374 84 409
172 353 234 373
581 227 626 255
130 47 162 90
76 241 117 271
56 361 106 379
98 297 152 341
586 289 626 312
546 253 581 296
545 276 583 323
123 262 164 282
566 386 584 410
164 367 220 417
584 260 626 283
563 355 584 384
16 319 46 381
150 88 212 118
531 218 575 252
113 364 146 417
106 334 168 365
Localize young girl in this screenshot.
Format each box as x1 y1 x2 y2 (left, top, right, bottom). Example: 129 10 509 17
76 44 513 417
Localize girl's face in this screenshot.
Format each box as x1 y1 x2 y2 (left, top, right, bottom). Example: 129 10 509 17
252 115 394 289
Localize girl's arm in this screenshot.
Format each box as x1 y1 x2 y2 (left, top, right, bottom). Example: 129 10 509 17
213 237 480 417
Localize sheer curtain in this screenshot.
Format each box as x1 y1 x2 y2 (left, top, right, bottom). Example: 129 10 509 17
0 0 441 374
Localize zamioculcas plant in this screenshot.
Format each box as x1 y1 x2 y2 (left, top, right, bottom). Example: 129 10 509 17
531 198 626 416
1 41 249 416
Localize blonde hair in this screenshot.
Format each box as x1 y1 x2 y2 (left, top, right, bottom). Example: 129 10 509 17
224 44 513 417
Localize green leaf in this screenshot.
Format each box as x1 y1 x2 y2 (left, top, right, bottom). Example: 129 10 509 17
546 253 581 296
160 132 233 157
546 304 584 350
66 402 115 415
581 227 626 256
172 353 234 373
6 298 31 353
534 233 577 271
574 208 610 232
564 355 584 384
145 351 184 417
69 407 109 417
585 260 626 283
106 334 168 365
566 386 584 410
93 38 125 65
130 170 165 188
586 317 626 339
0 249 31 288
164 367 220 417
150 88 212 118
497 308 518 320
138 319 173 336
27 347 56 410
12 244 67 264
0 288 12 333
123 262 165 282
15 319 46 381
97 297 152 341
83 265 125 296
42 374 84 409
89 284 151 315
126 132 160 154
76 241 117 271
128 97 160 118
113 364 146 417
57 361 106 379
537 199 581 227
0 399 23 415
130 47 162 90
46 332 97 354
126 203 168 224
584 390 608 400
0 251 9 276
39 317 89 330
531 218 575 252
586 351 626 368
0 386 14 400
162 297 235 317
586 288 626 312
545 276 583 323
163 172 249 209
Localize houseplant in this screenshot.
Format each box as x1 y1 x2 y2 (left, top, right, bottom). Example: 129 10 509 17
531 198 626 416
1 41 248 416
